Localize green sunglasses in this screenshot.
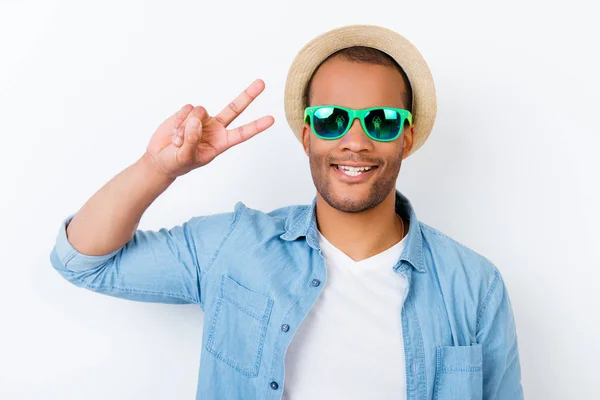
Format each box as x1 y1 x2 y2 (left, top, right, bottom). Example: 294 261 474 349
304 105 413 142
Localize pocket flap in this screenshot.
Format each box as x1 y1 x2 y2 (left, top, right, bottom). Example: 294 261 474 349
220 274 271 320
437 344 483 373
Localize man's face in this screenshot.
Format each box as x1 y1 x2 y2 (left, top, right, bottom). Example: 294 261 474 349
302 57 415 213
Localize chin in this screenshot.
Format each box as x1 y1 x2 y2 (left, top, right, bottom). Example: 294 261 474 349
320 185 383 213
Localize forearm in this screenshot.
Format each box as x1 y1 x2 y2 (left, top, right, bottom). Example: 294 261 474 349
65 151 176 256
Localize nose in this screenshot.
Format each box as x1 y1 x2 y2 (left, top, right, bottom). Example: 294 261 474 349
339 117 374 152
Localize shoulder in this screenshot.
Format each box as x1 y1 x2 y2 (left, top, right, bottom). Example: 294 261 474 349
215 201 310 238
419 222 498 274
418 221 504 307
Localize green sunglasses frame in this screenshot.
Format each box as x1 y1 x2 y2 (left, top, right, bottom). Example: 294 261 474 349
304 105 413 142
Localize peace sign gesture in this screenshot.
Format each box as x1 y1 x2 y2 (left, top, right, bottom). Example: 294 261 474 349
145 79 274 179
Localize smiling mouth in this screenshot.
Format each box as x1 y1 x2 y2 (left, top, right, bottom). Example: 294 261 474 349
332 164 378 177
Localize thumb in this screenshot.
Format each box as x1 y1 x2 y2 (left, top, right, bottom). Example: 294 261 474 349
178 114 202 163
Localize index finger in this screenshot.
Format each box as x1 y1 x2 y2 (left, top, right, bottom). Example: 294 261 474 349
214 79 266 128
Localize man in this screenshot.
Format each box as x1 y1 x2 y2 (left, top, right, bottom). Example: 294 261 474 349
50 25 523 399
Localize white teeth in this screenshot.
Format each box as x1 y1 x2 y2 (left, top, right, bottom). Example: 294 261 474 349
336 165 373 176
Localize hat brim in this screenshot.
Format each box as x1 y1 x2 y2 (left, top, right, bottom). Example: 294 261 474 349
284 24 437 157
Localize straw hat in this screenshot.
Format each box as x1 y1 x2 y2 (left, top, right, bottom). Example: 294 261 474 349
284 24 437 157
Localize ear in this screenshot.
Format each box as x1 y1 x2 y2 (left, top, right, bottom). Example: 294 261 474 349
301 124 310 157
401 125 415 160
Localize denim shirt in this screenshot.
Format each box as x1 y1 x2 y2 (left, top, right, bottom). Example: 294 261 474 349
50 190 523 400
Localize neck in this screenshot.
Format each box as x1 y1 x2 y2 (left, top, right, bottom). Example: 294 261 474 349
315 189 407 261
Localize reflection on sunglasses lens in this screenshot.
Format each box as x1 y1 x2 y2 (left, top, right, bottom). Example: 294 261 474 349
365 109 401 139
314 107 349 137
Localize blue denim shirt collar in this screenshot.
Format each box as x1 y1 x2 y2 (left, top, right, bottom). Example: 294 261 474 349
280 190 426 273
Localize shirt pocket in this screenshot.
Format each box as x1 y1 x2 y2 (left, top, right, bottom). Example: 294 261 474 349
205 274 274 377
433 344 483 400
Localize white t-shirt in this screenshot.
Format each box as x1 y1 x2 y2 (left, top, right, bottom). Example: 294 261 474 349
282 229 408 400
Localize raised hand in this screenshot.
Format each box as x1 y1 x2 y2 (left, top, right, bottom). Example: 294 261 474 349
145 79 274 179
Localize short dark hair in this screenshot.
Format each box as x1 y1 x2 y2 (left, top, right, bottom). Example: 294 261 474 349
304 46 413 112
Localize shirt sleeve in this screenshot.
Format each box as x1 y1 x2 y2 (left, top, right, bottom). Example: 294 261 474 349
49 209 237 307
476 267 524 399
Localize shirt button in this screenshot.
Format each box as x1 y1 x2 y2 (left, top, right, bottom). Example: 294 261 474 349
270 381 279 390
311 278 321 287
281 324 290 332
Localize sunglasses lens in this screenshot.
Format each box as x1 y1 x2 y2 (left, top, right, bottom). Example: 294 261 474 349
312 107 350 138
364 108 402 140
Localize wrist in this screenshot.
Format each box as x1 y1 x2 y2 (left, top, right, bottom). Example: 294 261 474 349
139 151 178 185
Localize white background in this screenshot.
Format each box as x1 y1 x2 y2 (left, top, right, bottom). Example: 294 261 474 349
1 0 598 398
